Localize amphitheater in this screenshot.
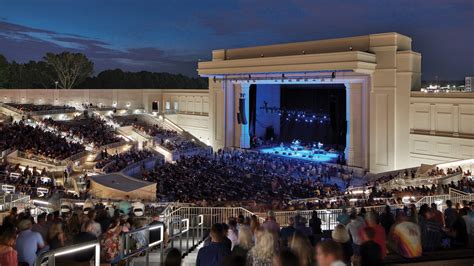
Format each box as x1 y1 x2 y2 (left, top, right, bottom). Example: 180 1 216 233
0 33 473 265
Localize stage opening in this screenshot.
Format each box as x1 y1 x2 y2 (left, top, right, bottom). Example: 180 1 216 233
249 83 347 163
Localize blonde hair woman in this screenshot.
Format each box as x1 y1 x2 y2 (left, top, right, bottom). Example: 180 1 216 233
289 231 313 266
231 226 254 258
246 229 275 266
331 224 353 264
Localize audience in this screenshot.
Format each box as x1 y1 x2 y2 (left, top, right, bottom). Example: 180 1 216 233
0 121 84 160
42 116 122 148
196 223 230 266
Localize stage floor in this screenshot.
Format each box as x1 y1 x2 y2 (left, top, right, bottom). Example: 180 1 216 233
259 146 339 163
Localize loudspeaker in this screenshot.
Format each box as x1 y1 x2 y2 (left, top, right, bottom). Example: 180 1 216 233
237 113 242 124
239 97 247 125
265 126 275 140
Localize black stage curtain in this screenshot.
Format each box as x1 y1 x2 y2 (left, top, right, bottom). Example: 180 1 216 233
280 84 346 150
249 84 257 137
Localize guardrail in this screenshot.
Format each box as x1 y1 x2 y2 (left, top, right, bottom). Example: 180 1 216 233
30 108 77 116
15 150 67 166
97 140 133 151
35 240 100 266
119 214 204 266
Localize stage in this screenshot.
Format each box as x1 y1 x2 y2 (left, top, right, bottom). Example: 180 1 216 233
259 144 340 163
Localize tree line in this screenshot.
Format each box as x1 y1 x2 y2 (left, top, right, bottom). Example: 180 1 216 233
0 53 207 89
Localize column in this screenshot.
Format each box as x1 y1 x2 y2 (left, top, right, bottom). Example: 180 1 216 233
345 83 363 168
240 83 251 149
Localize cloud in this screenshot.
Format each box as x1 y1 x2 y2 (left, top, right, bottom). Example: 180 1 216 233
0 20 198 76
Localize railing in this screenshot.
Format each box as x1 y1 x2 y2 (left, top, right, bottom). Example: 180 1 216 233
15 150 67 166
120 223 165 266
121 156 163 177
167 207 264 229
35 240 100 266
29 108 77 116
119 214 204 266
97 140 132 151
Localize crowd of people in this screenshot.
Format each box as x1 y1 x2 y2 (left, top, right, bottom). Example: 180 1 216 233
195 201 474 266
0 162 76 199
161 138 202 152
0 121 84 160
0 200 172 266
95 149 157 173
41 116 122 147
139 149 354 210
5 103 75 113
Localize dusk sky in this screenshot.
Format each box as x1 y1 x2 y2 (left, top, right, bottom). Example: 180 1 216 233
0 0 473 79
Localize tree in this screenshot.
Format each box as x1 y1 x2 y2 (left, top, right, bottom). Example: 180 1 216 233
44 52 93 89
23 61 55 88
0 55 8 87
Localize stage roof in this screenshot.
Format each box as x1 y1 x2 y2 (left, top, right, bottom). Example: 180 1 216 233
90 172 153 192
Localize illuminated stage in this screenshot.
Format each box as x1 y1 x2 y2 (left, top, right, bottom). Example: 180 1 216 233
259 145 340 163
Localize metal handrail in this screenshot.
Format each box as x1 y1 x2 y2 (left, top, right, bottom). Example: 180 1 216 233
35 240 100 266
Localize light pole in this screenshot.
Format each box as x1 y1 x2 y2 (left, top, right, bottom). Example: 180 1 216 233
55 81 59 89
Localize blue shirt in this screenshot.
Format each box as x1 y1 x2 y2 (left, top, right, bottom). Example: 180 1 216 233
16 229 45 266
196 242 230 266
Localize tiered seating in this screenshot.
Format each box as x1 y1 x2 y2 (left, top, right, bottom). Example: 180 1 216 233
6 103 75 113
0 121 84 160
41 116 122 147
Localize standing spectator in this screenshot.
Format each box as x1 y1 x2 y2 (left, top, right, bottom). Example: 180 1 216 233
280 217 296 246
431 203 445 227
419 208 443 252
388 211 422 258
336 208 350 226
444 200 457 229
462 203 474 248
2 207 17 229
227 219 239 250
315 240 345 266
448 209 468 248
32 213 48 241
231 226 253 259
164 248 182 266
0 228 18 266
289 231 313 266
15 219 45 266
118 195 132 215
47 223 65 250
82 210 102 237
246 229 275 266
360 227 383 266
309 210 322 244
274 249 300 266
380 205 394 235
361 212 386 257
100 220 122 264
73 220 98 262
331 224 353 265
346 213 365 256
262 210 280 236
196 223 230 266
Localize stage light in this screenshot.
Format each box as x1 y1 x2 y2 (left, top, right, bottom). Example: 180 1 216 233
323 115 327 119
312 115 315 118
310 120 313 123
320 120 323 123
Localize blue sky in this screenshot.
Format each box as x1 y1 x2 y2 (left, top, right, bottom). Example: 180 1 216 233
0 0 473 79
